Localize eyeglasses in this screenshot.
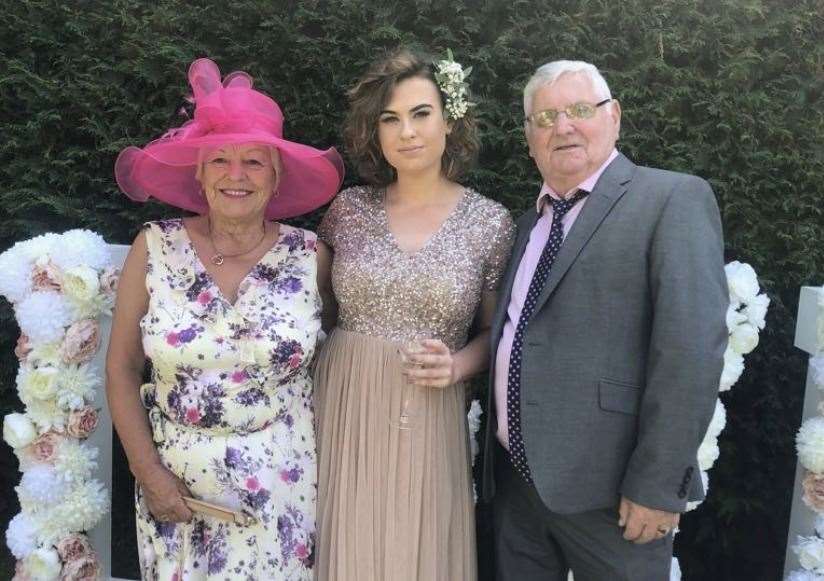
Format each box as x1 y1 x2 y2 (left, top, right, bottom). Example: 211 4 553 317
525 99 611 129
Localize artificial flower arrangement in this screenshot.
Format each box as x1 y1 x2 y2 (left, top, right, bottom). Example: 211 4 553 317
789 286 824 580
0 230 115 581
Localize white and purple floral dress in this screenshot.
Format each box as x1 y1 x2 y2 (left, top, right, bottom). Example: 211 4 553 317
136 219 318 580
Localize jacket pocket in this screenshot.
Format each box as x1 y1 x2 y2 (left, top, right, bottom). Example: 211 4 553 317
598 378 642 415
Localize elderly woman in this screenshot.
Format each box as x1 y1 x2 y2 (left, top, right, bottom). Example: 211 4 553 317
313 49 514 581
106 58 342 580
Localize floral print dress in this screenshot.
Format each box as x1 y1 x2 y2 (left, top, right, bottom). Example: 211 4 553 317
136 219 319 580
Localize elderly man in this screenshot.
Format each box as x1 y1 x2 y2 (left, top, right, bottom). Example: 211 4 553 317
481 60 728 580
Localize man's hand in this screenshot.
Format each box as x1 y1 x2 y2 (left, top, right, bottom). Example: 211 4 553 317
618 496 680 544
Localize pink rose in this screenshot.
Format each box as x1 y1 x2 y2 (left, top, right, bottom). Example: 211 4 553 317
59 554 100 581
61 320 100 365
245 476 260 491
166 332 180 346
185 407 200 423
26 430 62 464
305 238 316 251
99 266 120 296
66 407 99 439
31 260 62 292
197 291 212 305
55 533 93 562
231 370 248 383
803 471 824 512
14 334 32 362
288 353 302 369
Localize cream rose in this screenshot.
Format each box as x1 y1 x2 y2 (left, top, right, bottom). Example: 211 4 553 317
20 366 59 401
55 533 92 562
60 320 100 365
66 407 99 439
729 322 759 355
3 413 38 449
62 266 100 304
24 547 61 581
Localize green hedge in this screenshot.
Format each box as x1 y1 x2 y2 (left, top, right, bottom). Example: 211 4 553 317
1 0 822 578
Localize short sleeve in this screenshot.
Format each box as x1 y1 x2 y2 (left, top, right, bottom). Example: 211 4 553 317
317 190 347 248
482 205 515 291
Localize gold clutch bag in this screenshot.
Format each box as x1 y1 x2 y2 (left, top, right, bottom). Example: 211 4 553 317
182 497 257 526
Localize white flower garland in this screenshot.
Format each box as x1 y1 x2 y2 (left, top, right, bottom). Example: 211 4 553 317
788 284 824 579
668 262 770 579
434 49 474 120
1 229 114 580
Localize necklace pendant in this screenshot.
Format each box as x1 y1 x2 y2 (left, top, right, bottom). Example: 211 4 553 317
211 253 225 266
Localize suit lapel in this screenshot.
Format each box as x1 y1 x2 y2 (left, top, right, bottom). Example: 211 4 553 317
530 154 636 318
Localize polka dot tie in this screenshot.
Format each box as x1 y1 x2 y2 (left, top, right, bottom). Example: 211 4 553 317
506 190 589 483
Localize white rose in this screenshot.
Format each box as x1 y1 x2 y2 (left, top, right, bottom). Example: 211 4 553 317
798 417 824 474
726 302 746 330
26 342 61 368
795 535 824 573
719 346 745 392
729 322 759 355
705 400 726 440
18 366 59 402
697 436 720 471
62 266 100 303
725 261 759 303
743 292 770 330
24 547 61 581
3 413 37 449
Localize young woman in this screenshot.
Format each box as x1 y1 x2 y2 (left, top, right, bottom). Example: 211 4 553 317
313 49 514 581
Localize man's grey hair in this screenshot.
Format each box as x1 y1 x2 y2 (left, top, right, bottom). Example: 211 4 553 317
523 60 612 118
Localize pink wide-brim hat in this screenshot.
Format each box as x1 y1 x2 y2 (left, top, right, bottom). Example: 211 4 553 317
115 58 344 219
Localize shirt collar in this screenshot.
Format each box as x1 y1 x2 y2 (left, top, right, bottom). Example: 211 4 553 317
536 149 619 213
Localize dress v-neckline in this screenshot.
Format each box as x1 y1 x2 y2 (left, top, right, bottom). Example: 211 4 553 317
180 220 288 308
380 187 468 257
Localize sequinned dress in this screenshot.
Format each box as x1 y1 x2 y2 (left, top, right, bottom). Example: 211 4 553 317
136 219 319 580
313 186 515 581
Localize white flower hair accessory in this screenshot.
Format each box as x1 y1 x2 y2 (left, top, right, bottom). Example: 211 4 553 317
434 49 474 120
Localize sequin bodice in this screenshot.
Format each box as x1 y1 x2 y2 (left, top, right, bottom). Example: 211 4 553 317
318 186 514 351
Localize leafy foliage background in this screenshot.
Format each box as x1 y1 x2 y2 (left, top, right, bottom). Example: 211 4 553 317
1 0 822 579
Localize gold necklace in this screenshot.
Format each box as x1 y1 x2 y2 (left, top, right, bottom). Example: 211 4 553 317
207 217 267 266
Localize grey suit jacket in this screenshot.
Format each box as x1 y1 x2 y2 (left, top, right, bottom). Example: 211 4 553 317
481 153 728 514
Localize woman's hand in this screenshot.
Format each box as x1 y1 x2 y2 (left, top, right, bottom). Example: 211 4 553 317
139 464 194 523
402 339 457 388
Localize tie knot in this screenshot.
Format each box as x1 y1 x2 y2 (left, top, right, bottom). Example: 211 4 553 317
552 190 588 218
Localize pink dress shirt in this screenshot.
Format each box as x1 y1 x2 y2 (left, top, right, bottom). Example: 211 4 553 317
495 150 619 449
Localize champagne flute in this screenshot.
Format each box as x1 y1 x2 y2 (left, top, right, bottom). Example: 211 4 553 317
390 333 430 429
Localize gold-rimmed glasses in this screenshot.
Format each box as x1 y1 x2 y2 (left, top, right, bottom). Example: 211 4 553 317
525 98 611 129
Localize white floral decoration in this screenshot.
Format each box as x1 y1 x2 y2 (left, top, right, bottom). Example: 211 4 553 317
49 229 111 271
54 364 98 411
24 546 62 580
0 229 113 573
467 399 482 463
795 535 824 573
5 512 39 559
3 413 38 449
52 480 110 533
434 49 474 120
725 261 760 304
17 465 66 506
16 291 72 344
798 417 824 474
787 570 824 581
719 347 745 392
53 439 99 484
0 249 34 303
